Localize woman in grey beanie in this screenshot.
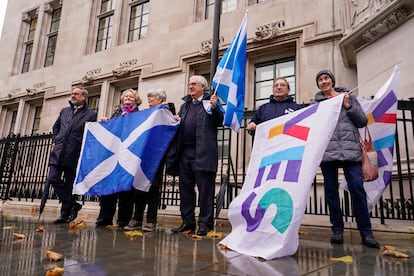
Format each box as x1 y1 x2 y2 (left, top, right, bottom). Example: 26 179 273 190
314 70 380 248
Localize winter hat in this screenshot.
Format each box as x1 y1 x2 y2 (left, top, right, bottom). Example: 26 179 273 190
316 70 336 88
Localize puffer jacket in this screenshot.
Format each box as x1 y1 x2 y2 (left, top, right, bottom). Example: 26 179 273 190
314 91 367 162
49 101 97 168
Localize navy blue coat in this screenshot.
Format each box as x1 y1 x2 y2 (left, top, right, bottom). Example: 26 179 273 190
167 93 223 175
49 102 97 169
251 95 302 125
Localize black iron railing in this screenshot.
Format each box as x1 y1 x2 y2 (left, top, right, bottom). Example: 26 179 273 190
1 99 413 223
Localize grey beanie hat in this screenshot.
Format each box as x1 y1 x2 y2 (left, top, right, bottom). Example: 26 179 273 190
316 70 335 88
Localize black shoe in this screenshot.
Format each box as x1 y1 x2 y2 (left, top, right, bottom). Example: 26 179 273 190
362 234 380 248
117 221 129 228
53 217 68 224
330 231 344 244
65 202 82 223
196 226 209 236
96 218 112 227
171 223 195 233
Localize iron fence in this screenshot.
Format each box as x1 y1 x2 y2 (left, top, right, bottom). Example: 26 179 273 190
1 99 413 223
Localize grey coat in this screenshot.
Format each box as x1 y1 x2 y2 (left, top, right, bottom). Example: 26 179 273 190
314 91 367 162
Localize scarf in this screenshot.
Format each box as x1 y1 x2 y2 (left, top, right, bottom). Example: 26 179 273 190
120 103 137 114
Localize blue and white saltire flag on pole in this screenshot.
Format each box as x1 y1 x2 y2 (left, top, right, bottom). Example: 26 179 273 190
73 105 179 196
341 65 399 210
212 12 247 132
219 94 345 260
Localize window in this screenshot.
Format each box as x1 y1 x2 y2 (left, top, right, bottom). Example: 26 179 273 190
96 0 114 52
31 106 42 135
88 95 100 114
254 58 295 109
128 1 149 42
9 110 18 135
22 18 37 73
206 0 237 19
44 8 61 67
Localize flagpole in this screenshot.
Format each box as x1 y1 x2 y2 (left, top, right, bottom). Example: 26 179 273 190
209 0 222 92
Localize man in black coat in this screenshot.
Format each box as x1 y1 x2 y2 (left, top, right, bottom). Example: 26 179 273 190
48 87 97 223
170 75 223 236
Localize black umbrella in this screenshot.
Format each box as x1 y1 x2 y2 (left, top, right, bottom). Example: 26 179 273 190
215 173 228 219
38 179 51 222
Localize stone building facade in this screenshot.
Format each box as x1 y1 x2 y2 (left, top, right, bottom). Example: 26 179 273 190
0 0 412 137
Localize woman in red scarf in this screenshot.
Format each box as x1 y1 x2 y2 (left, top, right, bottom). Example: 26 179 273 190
96 88 142 228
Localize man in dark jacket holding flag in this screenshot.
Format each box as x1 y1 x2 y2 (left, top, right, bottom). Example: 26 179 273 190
169 75 223 236
47 86 96 223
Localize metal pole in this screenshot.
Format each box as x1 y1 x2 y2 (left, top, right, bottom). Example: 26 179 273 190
209 0 222 91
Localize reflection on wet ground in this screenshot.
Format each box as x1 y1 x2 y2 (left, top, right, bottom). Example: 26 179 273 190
1 214 414 275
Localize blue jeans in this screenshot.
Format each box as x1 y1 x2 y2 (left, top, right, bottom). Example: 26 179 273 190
320 161 373 237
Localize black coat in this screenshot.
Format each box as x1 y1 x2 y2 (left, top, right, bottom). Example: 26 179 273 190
49 101 97 168
166 93 224 175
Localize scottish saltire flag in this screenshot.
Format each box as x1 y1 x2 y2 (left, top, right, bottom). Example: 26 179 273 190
341 65 399 210
212 12 247 132
219 95 344 259
73 105 179 196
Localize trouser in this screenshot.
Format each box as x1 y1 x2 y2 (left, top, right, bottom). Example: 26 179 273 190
48 164 77 218
98 189 135 225
320 160 373 237
133 185 161 224
179 146 215 229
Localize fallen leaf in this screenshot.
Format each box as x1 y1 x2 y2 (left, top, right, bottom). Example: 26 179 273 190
190 234 203 240
30 206 38 214
105 225 118 230
298 230 309 235
46 266 64 276
207 231 225 239
124 230 144 240
3 226 17 230
382 249 410 258
46 250 63 261
218 244 230 251
383 245 397 251
13 233 26 239
36 226 45 232
69 220 86 229
330 255 353 263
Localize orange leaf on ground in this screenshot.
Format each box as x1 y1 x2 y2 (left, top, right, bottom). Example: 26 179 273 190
13 233 26 239
69 220 86 229
46 266 64 276
46 250 63 261
36 226 45 232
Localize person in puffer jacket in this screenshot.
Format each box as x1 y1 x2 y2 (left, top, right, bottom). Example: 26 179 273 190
314 70 379 248
246 77 302 134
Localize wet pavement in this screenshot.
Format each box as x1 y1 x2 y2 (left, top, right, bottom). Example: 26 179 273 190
1 202 414 275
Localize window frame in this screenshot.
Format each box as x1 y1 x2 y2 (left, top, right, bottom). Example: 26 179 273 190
127 1 150 42
95 0 115 52
21 17 37 73
253 57 296 110
205 0 238 19
44 7 61 67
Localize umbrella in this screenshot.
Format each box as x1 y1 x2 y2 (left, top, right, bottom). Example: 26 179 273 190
215 173 228 221
38 179 51 222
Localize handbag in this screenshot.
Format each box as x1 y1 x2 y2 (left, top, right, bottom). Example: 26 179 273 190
359 127 379 181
